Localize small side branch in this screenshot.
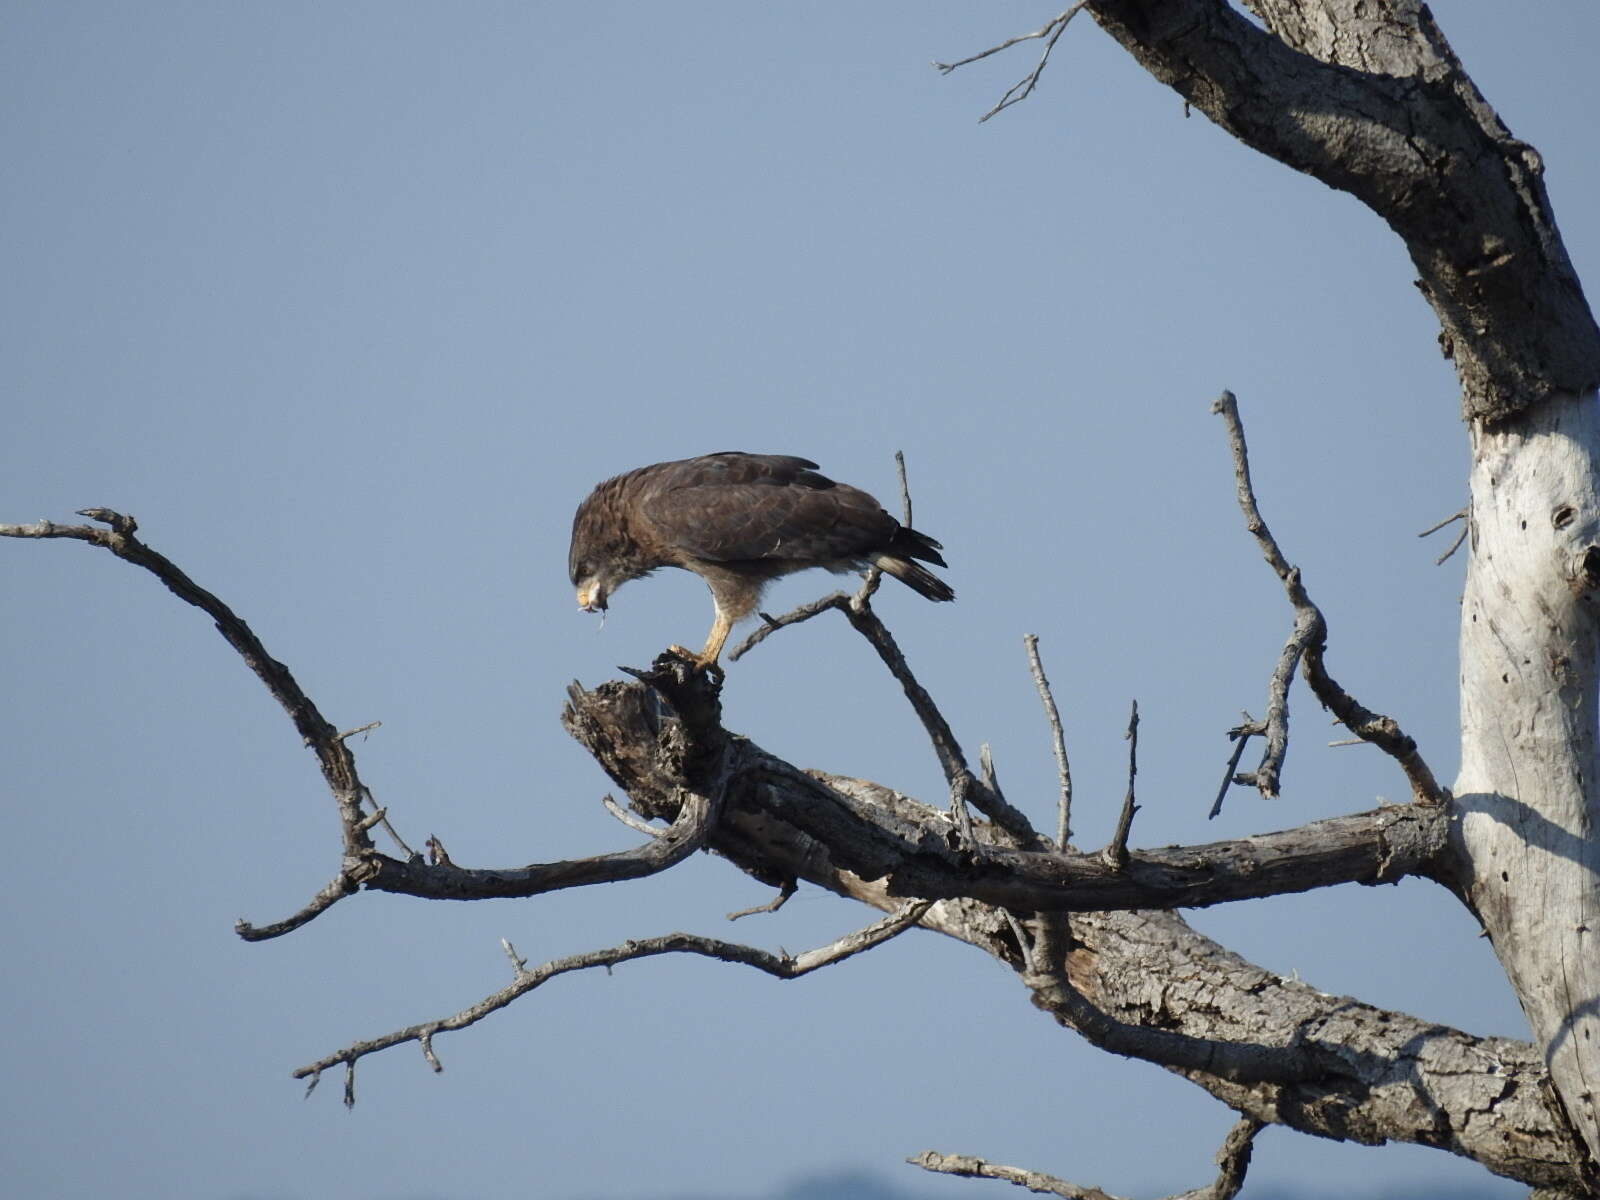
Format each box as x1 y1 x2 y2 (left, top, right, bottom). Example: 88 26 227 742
841 599 1040 846
295 901 933 1096
1210 395 1445 805
908 1149 1121 1199
909 1117 1260 1200
1209 714 1262 820
1418 505 1470 565
1102 700 1139 867
600 793 663 839
357 734 732 902
933 2 1090 123
727 879 797 921
235 874 357 942
1024 634 1075 847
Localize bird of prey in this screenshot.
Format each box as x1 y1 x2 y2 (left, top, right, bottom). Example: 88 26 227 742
569 452 954 668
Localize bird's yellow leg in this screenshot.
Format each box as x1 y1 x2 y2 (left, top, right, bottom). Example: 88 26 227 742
696 611 733 670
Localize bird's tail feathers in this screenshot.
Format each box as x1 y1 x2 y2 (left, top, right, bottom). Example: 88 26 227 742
891 525 947 567
874 554 955 602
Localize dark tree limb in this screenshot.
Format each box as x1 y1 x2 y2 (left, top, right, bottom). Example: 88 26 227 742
1083 0 1600 420
567 672 1451 914
563 673 1585 1188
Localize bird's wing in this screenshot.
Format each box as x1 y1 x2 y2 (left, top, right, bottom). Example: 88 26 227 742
640 453 894 564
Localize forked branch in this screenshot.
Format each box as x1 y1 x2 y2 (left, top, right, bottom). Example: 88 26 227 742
934 2 1090 123
1211 394 1445 805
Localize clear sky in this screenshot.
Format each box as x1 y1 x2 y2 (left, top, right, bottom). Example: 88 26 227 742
3 4 1597 1199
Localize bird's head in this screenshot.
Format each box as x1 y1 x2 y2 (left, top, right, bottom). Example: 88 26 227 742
569 476 657 616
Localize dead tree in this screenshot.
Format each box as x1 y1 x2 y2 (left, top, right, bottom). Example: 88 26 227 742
6 3 1600 1197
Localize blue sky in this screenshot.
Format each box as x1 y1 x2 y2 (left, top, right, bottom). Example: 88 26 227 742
3 4 1597 1198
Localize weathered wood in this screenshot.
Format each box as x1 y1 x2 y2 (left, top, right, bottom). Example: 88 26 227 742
1455 392 1600 1179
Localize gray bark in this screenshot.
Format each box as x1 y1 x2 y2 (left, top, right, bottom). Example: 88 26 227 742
560 672 1590 1192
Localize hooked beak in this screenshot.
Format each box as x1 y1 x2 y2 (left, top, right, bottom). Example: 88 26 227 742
576 582 608 613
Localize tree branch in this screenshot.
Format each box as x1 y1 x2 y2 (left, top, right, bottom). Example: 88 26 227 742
1212 394 1446 806
565 673 1450 915
1083 0 1600 419
2 511 375 859
1024 634 1075 847
1101 700 1139 866
909 1115 1261 1200
934 3 1091 123
296 900 932 1100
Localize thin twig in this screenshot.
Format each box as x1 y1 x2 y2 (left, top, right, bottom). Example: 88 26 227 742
727 879 797 921
1208 713 1261 819
1432 524 1470 566
894 449 913 526
360 786 415 859
1417 507 1468 538
600 793 664 838
933 2 1090 123
500 939 528 975
295 901 933 1094
1024 634 1074 847
1103 700 1139 868
234 874 357 942
980 742 1008 804
909 1150 1125 1199
855 449 914 611
728 592 848 661
1002 910 1036 974
916 1116 1259 1200
841 599 1039 845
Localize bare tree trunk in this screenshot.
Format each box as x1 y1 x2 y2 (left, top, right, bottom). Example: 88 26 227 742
1455 391 1600 1175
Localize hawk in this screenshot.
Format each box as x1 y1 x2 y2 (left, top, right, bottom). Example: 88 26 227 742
569 452 954 668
